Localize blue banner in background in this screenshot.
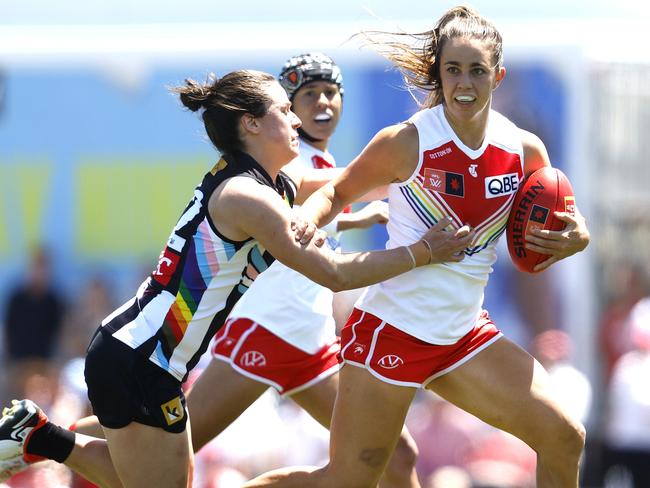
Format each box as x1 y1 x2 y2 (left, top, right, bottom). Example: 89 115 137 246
0 58 565 305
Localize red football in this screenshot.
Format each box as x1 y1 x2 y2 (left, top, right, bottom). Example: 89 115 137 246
506 167 576 273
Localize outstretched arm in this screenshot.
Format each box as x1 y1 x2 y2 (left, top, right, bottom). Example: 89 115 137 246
335 200 389 232
293 123 418 244
210 177 473 292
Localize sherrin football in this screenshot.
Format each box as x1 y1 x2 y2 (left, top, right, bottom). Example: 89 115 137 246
506 167 576 273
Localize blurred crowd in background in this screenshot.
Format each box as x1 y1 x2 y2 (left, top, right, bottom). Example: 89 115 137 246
1 242 649 488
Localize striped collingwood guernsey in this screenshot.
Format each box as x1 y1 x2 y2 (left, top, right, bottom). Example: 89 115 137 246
102 152 295 381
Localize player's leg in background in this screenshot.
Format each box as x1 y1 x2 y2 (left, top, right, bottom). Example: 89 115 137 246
291 373 421 488
243 364 417 488
70 415 104 438
427 336 585 488
184 358 268 452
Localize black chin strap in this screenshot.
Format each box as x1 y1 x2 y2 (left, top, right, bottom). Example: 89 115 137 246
298 127 323 144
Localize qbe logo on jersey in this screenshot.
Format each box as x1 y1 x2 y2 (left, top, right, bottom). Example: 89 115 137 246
484 173 519 199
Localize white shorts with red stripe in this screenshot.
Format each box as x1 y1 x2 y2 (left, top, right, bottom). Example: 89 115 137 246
211 318 340 396
340 308 503 388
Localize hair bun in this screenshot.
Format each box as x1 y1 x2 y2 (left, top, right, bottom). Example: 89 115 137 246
177 77 215 112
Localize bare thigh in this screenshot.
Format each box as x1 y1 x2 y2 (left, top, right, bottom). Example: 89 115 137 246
325 365 417 487
103 420 193 488
427 336 576 448
186 358 268 452
290 373 338 428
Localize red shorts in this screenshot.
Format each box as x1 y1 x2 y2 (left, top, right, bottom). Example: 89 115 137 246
211 318 340 396
339 308 502 387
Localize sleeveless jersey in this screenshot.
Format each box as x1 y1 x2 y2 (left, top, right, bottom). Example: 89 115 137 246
226 140 339 354
356 105 524 344
102 151 296 381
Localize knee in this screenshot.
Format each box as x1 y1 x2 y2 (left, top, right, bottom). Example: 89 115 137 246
557 417 586 459
320 464 379 488
570 420 587 456
382 430 419 482
392 432 419 470
536 415 586 462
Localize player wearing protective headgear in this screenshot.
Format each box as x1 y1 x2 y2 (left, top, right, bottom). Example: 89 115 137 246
279 52 344 148
279 52 344 100
208 50 392 403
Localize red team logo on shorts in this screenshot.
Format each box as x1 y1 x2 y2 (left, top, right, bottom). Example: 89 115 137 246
239 351 267 367
377 355 404 369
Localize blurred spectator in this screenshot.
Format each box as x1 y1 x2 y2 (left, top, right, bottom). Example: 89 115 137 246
55 276 114 488
193 389 329 483
531 329 593 425
599 262 650 382
59 276 114 362
406 390 537 487
425 465 471 488
602 297 650 487
2 245 66 399
463 429 536 487
406 391 481 478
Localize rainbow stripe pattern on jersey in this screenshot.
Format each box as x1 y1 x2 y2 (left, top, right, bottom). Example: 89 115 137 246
400 142 522 257
159 223 220 357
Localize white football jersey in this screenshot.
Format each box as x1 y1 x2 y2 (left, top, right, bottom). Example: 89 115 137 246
226 140 339 353
357 105 524 344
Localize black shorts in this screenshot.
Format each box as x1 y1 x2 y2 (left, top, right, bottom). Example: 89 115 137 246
84 327 188 434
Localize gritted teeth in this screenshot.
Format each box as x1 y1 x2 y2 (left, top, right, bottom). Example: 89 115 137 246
314 113 332 122
455 95 476 102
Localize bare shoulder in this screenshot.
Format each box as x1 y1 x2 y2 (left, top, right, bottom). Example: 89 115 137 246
212 176 283 214
519 128 545 153
375 122 418 152
519 128 551 175
364 122 419 182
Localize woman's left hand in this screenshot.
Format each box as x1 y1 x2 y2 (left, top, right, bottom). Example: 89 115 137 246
291 212 328 247
525 209 590 272
336 201 389 231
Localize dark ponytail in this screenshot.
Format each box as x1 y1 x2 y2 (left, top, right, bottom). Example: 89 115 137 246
172 70 276 154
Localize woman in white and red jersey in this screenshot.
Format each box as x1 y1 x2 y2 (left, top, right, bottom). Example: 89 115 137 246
0 66 455 486
246 6 590 488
